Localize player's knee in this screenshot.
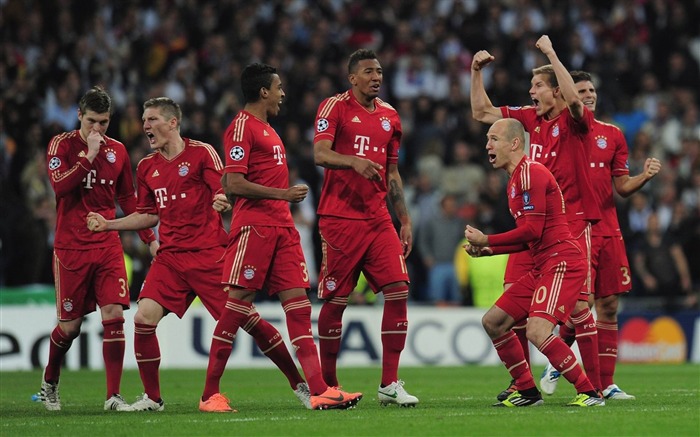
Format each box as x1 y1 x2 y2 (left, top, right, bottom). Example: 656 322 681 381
481 311 504 338
58 322 82 339
595 296 618 321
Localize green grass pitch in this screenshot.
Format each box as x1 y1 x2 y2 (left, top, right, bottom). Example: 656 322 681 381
1 364 698 436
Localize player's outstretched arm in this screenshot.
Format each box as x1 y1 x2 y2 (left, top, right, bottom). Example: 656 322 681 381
470 50 502 124
86 211 159 232
536 35 584 119
614 157 662 197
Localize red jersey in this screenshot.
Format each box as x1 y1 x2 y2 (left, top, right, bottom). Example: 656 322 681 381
500 105 600 234
47 130 155 249
489 157 577 268
314 90 401 219
135 138 228 253
588 119 629 237
223 110 293 227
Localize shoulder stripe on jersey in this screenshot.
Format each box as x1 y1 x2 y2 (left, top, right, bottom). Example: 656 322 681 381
231 113 249 143
520 161 531 191
318 92 350 118
594 119 622 131
189 140 224 170
375 98 395 111
47 131 75 155
136 153 158 171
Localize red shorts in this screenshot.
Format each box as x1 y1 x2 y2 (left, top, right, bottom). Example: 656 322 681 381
222 225 310 295
503 251 534 285
495 247 586 325
53 246 130 321
139 247 227 319
317 216 409 300
590 235 631 298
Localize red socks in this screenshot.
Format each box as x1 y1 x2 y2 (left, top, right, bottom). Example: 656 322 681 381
102 317 126 397
283 296 326 395
597 320 618 389
202 298 251 400
513 320 530 365
45 326 77 383
381 285 409 386
317 297 347 387
492 331 536 390
539 334 594 394
560 321 576 345
134 322 161 401
569 308 601 390
243 309 304 389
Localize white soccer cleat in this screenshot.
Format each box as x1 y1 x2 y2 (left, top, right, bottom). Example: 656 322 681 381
378 380 418 407
119 393 165 411
39 372 61 411
603 384 636 400
294 382 312 409
539 363 561 395
104 393 129 411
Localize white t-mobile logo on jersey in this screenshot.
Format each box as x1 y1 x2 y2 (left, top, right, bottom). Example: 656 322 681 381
272 145 285 165
530 143 543 161
154 188 168 208
83 170 97 189
354 135 370 156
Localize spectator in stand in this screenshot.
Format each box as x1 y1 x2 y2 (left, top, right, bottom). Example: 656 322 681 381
418 193 465 306
633 212 693 311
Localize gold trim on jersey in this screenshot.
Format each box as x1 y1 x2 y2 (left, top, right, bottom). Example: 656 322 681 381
231 113 250 142
189 139 224 171
318 91 350 118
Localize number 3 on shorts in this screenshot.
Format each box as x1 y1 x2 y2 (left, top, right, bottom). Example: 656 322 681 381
300 262 309 282
118 278 128 298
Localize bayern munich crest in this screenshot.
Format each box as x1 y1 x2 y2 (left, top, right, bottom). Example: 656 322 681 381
230 145 245 161
325 278 337 291
596 135 608 149
178 162 190 176
317 118 329 132
105 148 117 163
243 265 256 280
380 117 391 132
552 125 559 137
48 156 61 170
62 298 74 312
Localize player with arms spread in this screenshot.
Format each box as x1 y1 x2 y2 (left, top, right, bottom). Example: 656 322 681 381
38 86 158 411
471 35 602 400
87 97 312 411
199 63 362 412
313 49 418 407
466 118 604 407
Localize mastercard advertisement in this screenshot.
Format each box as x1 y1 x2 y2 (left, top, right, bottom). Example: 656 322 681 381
618 314 692 363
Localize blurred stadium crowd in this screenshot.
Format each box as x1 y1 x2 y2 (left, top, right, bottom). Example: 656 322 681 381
1 0 699 310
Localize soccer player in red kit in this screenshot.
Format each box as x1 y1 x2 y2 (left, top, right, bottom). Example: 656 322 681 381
471 36 602 400
313 49 418 407
87 97 312 411
539 71 661 399
199 63 362 412
38 87 158 411
466 118 604 407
